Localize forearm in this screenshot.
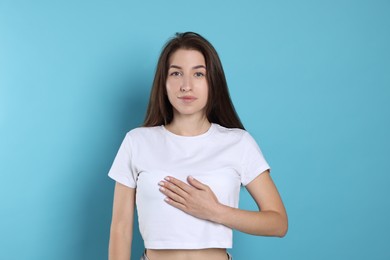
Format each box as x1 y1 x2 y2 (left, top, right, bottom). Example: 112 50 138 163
211 204 288 237
160 173 288 237
108 227 132 260
109 183 135 260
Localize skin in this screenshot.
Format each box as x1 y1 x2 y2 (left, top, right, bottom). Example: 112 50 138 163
109 49 288 260
164 49 211 136
109 182 135 260
159 171 288 237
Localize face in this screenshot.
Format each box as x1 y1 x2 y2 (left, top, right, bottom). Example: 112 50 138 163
166 49 208 119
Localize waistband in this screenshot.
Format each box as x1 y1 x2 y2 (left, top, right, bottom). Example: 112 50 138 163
140 251 233 260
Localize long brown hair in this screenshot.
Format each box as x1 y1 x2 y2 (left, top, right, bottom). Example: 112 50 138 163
143 32 244 130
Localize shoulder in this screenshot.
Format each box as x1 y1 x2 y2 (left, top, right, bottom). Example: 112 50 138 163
127 125 161 135
212 123 261 147
125 125 164 141
213 123 248 140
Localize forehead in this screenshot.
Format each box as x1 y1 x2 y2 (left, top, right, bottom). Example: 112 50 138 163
168 49 205 66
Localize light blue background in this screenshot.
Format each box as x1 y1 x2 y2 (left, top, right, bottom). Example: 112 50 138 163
1 0 389 259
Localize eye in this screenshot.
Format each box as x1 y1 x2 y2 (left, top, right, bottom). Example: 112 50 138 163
169 71 182 77
194 72 205 78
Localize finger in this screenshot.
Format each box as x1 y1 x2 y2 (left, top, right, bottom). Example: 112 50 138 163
187 176 208 190
164 176 193 193
159 180 189 198
164 197 188 212
159 186 186 204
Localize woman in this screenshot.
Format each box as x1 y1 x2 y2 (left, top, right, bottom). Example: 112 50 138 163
108 32 287 260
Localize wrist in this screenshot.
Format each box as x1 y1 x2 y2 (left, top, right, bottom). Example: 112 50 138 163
209 202 229 224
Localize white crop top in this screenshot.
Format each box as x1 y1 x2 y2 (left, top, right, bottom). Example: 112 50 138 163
108 123 270 249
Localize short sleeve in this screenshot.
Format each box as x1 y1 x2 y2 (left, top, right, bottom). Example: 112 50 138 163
240 132 270 186
108 133 137 188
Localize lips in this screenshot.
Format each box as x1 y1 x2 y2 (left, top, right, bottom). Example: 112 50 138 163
178 95 197 102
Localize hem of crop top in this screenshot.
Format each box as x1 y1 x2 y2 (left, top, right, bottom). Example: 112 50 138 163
144 240 232 249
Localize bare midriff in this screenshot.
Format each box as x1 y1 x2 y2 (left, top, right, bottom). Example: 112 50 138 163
146 248 229 260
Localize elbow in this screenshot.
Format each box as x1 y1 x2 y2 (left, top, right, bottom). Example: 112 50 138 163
276 214 288 238
264 210 288 238
277 222 288 238
255 211 288 237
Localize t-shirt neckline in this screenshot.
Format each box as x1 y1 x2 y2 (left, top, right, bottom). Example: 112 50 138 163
161 123 215 139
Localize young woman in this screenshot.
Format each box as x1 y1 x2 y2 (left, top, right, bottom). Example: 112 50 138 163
108 32 288 260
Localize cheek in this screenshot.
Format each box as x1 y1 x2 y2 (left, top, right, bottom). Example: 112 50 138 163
165 81 174 96
165 82 177 105
202 83 209 101
166 79 179 93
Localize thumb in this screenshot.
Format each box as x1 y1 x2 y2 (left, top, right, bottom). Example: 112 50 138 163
187 176 207 190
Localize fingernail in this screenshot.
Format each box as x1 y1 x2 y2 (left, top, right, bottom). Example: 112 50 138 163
164 197 170 202
164 177 170 181
188 175 194 180
158 181 164 186
159 187 165 191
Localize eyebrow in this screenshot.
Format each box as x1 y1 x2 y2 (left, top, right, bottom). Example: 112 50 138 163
169 65 206 70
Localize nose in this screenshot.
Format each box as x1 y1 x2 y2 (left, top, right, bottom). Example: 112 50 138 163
180 75 192 92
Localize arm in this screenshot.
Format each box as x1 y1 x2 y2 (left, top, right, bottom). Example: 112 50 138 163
109 182 135 260
213 170 288 237
159 170 288 237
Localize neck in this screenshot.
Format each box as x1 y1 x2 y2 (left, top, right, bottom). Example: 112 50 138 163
166 114 211 136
